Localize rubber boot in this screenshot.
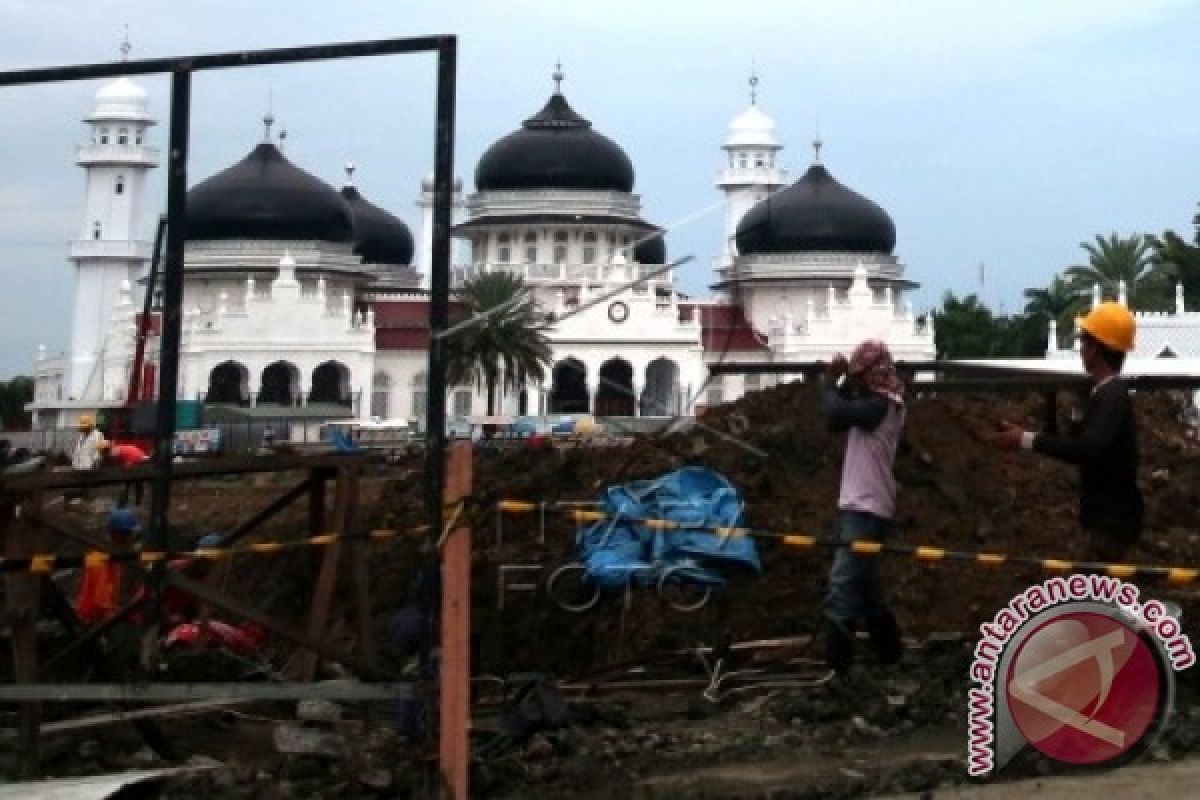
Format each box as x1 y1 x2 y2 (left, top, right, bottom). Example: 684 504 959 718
866 611 903 666
824 620 855 675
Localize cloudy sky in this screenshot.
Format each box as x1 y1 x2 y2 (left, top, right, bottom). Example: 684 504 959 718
1 0 1198 376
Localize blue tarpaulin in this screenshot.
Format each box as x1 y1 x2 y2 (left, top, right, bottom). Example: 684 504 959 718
576 467 762 591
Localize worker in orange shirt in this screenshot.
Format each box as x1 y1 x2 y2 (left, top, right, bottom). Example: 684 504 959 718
101 441 150 507
75 509 140 625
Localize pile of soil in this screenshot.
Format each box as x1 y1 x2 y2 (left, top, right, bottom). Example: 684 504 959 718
365 381 1200 677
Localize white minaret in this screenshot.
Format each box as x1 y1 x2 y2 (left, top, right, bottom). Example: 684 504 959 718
416 173 465 290
716 71 787 270
66 42 158 400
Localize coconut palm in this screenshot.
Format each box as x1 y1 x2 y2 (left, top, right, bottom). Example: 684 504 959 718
443 272 552 415
1064 232 1174 310
1022 274 1085 346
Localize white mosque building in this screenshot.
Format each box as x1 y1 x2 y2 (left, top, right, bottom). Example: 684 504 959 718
29 68 938 432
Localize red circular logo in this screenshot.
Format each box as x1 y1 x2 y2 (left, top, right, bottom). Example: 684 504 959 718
1006 611 1161 765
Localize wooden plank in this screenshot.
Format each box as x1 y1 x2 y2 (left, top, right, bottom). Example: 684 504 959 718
0 452 369 494
440 440 472 800
40 700 243 735
0 682 410 702
293 465 353 680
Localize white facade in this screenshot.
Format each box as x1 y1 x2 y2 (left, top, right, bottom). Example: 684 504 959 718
32 71 938 432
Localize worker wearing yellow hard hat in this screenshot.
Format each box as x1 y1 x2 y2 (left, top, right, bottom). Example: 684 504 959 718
988 301 1142 562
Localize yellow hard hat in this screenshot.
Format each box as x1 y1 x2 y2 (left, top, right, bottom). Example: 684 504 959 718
77 414 95 429
1078 302 1135 353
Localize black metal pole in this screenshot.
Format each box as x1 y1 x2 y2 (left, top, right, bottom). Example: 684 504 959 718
147 69 191 629
424 39 457 537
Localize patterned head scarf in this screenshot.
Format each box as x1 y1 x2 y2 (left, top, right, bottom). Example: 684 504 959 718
848 339 905 405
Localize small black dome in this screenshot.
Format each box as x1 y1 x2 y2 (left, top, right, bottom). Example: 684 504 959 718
633 233 666 264
341 186 414 266
735 164 896 255
187 143 353 242
475 93 635 192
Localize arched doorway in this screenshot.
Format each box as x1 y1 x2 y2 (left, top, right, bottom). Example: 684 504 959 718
259 361 299 406
310 361 351 406
550 358 588 413
370 372 391 418
207 361 249 406
595 358 634 416
642 358 680 416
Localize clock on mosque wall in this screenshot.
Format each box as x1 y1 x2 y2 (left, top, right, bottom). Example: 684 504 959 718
607 301 629 324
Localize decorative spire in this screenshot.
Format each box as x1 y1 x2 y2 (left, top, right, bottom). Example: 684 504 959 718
552 61 564 93
278 128 287 151
812 136 823 164
263 89 275 142
749 64 759 105
119 25 131 61
344 161 356 187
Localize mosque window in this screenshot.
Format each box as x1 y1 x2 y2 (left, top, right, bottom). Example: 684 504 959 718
554 245 567 264
99 129 110 145
744 374 761 391
754 155 764 167
92 221 102 240
115 176 125 195
498 233 511 244
135 131 143 145
498 247 511 263
523 231 537 243
583 247 596 264
554 231 569 244
525 247 537 264
738 154 748 168
583 232 597 243
117 128 129 145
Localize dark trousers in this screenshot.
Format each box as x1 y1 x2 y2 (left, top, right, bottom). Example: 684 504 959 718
825 510 894 629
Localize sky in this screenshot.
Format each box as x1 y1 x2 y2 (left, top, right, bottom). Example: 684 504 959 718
1 0 1199 377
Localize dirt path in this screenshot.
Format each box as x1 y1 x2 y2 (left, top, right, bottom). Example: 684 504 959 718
879 757 1200 799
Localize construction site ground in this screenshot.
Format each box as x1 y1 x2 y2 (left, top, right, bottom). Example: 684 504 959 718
6 380 1200 797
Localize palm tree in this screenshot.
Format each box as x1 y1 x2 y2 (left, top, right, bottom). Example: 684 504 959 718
1064 232 1174 310
1022 274 1084 346
443 272 552 416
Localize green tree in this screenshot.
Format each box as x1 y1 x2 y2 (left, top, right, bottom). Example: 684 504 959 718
933 292 1043 359
1151 203 1200 308
0 376 34 430
1064 232 1174 310
444 272 552 415
1022 274 1084 347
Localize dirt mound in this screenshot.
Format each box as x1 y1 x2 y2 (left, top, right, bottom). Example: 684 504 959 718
367 381 1200 677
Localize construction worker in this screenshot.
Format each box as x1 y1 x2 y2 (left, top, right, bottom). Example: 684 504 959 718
70 414 106 471
822 339 906 675
989 302 1143 563
75 508 140 624
101 440 150 507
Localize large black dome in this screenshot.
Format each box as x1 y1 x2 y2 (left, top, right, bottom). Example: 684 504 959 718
341 186 414 266
633 233 666 265
474 93 635 192
187 143 353 242
735 164 896 255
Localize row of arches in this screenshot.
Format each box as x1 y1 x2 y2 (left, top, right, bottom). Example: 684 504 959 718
550 357 680 416
207 360 351 407
366 358 683 421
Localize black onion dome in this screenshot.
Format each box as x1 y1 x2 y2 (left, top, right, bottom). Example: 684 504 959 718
341 186 414 266
187 143 353 242
474 93 635 192
633 233 666 264
735 164 896 255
